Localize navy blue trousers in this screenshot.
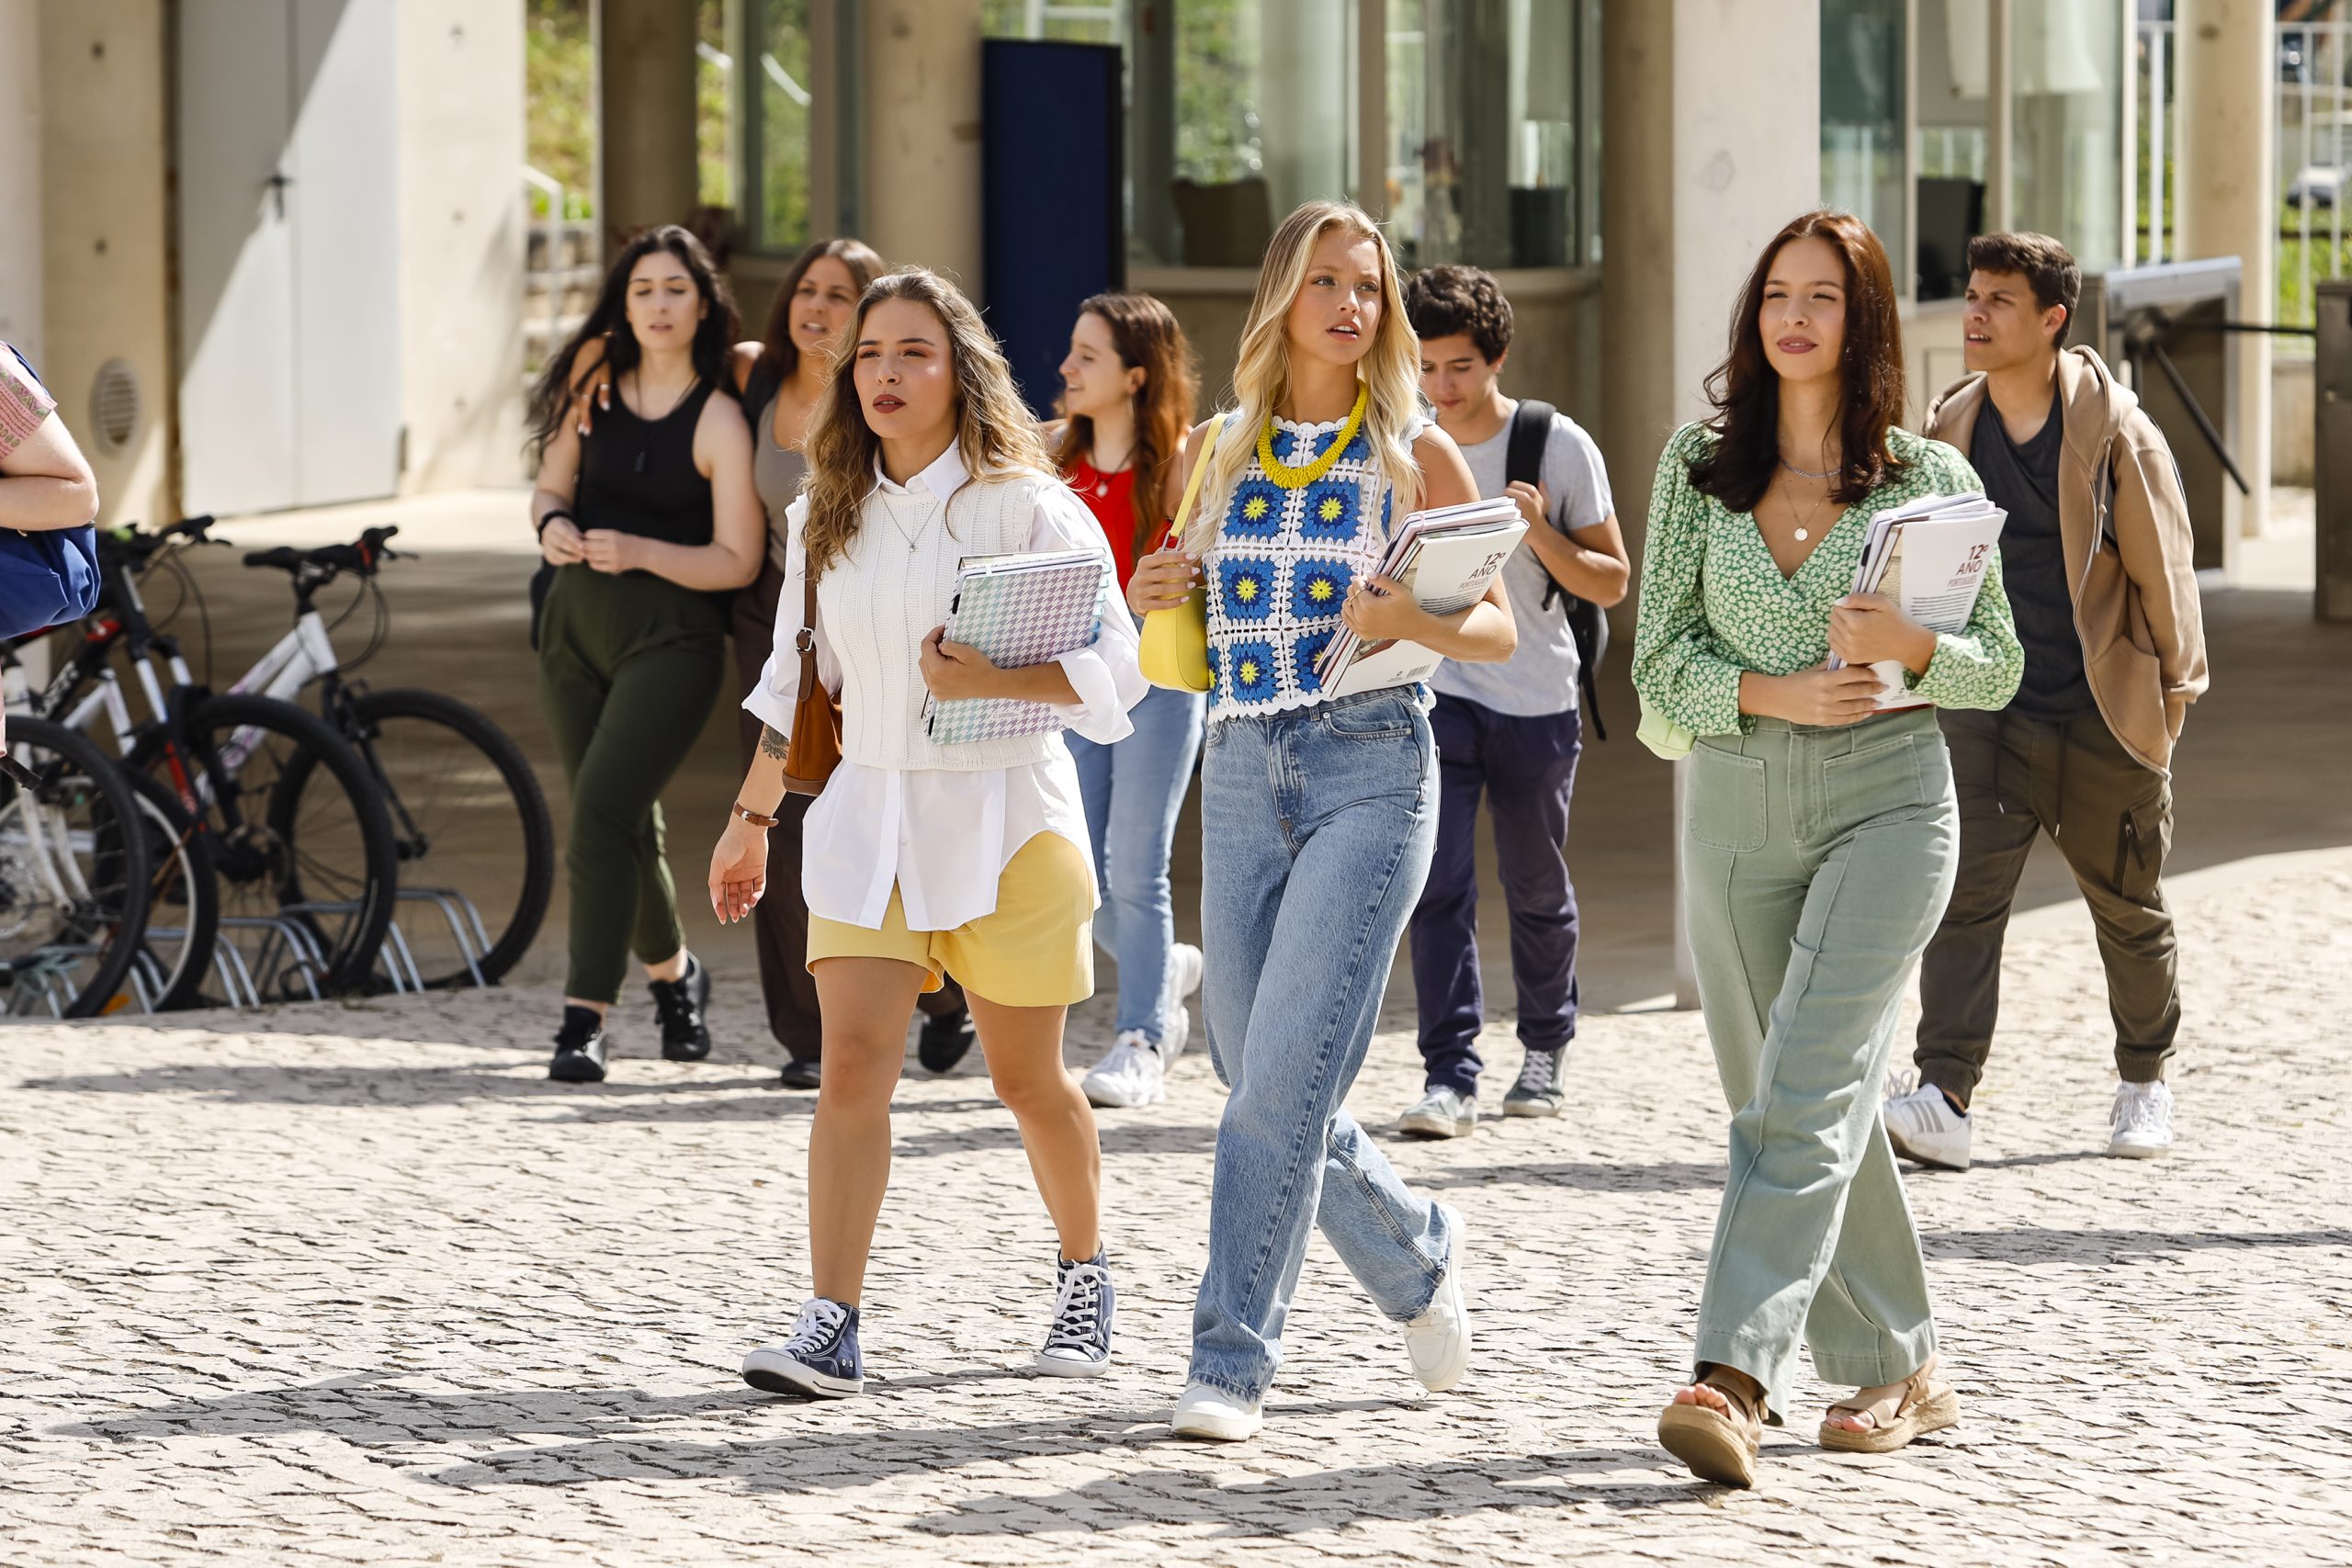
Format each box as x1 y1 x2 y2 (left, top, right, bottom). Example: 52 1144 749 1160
1407 693 1583 1096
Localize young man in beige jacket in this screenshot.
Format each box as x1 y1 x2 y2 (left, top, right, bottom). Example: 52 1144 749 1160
1883 232 2208 1169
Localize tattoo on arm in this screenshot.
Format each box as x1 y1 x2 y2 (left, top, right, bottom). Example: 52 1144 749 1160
760 725 789 761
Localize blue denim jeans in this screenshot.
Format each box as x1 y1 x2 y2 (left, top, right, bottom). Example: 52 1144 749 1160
1188 686 1454 1404
1067 681 1206 1042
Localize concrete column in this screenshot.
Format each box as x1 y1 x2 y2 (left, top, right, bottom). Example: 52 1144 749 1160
0 0 43 360
594 0 698 254
2175 0 2273 549
861 0 981 292
1601 0 1820 1008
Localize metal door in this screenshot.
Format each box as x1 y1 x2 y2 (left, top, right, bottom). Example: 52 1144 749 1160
177 0 401 514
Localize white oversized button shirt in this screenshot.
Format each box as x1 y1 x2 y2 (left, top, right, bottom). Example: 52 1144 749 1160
741 446 1146 931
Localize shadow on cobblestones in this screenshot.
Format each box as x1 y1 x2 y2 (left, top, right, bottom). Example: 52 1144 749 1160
1421 1160 1725 1193
1923 1227 2352 1262
912 1448 1691 1537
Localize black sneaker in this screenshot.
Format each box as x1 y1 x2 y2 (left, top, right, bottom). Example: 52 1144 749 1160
1035 1247 1115 1377
741 1298 864 1398
779 1057 821 1090
650 953 713 1062
917 1005 977 1075
548 1006 608 1083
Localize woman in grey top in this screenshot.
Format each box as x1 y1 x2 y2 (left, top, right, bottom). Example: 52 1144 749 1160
729 238 887 1089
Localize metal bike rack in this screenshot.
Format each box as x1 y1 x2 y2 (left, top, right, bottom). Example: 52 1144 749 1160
395 886 495 988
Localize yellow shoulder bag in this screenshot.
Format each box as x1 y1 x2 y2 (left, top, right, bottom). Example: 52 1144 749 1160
1136 415 1227 693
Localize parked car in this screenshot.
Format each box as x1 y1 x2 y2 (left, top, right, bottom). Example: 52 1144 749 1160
2287 164 2347 209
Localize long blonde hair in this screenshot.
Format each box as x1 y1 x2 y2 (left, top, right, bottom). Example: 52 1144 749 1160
1184 201 1422 551
802 268 1053 580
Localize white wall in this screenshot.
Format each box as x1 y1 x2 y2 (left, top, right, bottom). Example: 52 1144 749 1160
39 0 171 526
397 0 528 491
0 0 43 361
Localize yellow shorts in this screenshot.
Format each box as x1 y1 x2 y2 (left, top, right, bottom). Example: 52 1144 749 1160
806 831 1095 1008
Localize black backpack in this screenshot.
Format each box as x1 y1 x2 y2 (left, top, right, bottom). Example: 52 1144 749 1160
1503 399 1607 739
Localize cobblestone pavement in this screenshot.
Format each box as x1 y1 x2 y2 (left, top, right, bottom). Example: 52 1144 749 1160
5 849 2349 1566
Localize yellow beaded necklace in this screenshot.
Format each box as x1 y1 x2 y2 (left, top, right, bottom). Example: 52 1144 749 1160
1257 384 1370 491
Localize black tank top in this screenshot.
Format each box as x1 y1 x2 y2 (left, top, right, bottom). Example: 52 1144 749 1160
576 377 718 547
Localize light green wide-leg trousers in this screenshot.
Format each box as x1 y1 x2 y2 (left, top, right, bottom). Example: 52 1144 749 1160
1681 707 1958 1421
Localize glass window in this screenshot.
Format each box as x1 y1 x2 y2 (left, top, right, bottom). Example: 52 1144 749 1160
1387 0 1590 270
1821 0 1906 282
2010 0 2123 271
698 0 733 211
1166 0 1358 266
980 1 1118 45
747 0 817 251
1916 0 1991 299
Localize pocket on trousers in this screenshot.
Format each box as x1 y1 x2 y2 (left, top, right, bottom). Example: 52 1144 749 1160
1321 694 1419 741
1686 743 1768 853
1824 731 1928 824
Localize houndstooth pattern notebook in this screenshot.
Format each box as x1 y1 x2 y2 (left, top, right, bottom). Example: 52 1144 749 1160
922 548 1111 744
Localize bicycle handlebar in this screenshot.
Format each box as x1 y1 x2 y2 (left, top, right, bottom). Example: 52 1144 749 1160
242 524 401 580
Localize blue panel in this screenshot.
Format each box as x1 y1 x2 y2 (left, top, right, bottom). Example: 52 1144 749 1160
982 39 1124 419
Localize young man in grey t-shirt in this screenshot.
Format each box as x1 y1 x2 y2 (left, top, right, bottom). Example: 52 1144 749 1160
1396 266 1629 1138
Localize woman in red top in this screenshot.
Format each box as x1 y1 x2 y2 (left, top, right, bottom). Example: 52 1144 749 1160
1049 294 1204 1111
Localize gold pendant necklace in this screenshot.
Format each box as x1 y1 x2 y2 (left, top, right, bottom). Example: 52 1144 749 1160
1258 385 1370 491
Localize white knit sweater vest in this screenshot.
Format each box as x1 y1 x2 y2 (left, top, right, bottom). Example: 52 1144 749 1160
824 470 1059 773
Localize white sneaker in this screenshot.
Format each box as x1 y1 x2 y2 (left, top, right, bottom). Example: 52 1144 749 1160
1402 1205 1471 1393
2108 1079 2174 1158
1170 1382 1262 1441
1170 941 1204 999
1081 1030 1167 1109
1883 1073 1973 1171
1398 1086 1477 1139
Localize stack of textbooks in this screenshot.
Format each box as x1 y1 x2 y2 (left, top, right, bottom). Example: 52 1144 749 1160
922 548 1110 743
1311 497 1528 698
1835 491 2007 710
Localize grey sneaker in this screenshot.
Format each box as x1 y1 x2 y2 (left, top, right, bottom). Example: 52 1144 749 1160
1399 1086 1477 1139
1502 1046 1567 1118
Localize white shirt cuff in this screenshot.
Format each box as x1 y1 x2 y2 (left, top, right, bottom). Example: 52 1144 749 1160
1052 645 1139 744
741 649 797 737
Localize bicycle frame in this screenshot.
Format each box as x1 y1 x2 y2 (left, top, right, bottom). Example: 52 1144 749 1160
225 610 339 707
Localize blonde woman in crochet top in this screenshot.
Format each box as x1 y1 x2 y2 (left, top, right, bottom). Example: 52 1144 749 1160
709 269 1144 1398
1125 201 1515 1441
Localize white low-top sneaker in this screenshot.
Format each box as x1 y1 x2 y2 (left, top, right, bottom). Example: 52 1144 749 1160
1883 1075 1973 1171
1398 1086 1477 1139
1170 1382 1262 1441
1170 941 1204 999
1081 1031 1167 1109
2108 1079 2174 1158
1402 1205 1471 1393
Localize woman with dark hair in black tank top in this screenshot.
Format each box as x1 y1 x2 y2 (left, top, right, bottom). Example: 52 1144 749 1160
526 225 764 1083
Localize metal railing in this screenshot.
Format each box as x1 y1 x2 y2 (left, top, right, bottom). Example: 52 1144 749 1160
2134 17 2352 334
523 165 599 374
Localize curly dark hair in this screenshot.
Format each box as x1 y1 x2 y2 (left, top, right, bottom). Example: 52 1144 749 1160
1403 265 1514 364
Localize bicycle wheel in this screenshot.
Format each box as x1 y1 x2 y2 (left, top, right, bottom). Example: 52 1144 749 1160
323 686 554 987
0 716 153 1018
135 693 398 1000
122 768 223 1014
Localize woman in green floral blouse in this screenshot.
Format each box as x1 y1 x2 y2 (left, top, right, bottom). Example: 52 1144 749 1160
1634 211 2022 1488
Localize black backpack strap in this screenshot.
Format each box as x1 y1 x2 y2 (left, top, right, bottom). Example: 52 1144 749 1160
1504 399 1555 492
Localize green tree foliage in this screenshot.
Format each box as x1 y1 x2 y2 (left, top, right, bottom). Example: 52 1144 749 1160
526 0 594 218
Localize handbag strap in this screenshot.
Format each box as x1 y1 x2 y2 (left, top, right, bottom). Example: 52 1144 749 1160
1170 414 1228 554
797 567 820 700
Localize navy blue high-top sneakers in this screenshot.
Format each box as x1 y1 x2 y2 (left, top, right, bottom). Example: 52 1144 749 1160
1035 1248 1115 1376
742 1299 864 1398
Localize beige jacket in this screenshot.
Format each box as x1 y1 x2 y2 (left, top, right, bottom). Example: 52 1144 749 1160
1925 346 2208 773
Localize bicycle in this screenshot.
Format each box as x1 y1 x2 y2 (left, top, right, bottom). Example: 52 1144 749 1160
0 714 153 1017
11 517 399 1007
235 526 553 987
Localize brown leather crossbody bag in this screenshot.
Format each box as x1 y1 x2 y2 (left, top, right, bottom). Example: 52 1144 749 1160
781 570 842 795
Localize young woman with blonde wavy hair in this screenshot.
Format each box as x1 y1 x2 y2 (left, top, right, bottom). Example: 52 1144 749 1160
707 268 1144 1398
1125 200 1517 1441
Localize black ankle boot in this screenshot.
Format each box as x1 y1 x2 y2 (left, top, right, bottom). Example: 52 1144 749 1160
548 1006 608 1083
650 954 713 1062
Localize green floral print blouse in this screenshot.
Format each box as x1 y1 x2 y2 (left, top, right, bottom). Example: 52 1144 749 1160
1632 422 2024 739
